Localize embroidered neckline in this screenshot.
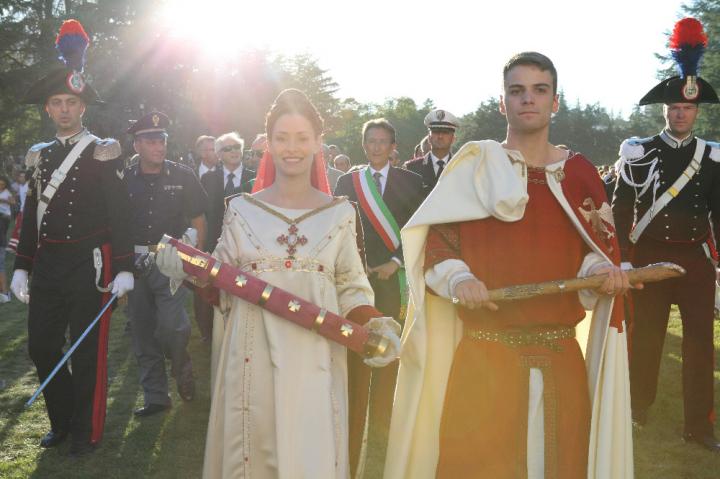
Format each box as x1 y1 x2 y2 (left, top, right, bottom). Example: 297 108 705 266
242 193 345 226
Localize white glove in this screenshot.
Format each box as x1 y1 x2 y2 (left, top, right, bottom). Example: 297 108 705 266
10 269 30 304
363 316 401 368
182 228 198 248
156 245 188 281
110 271 134 297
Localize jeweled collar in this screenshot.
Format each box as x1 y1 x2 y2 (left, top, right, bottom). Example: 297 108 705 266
659 129 694 149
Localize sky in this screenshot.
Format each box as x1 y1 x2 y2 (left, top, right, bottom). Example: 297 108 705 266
162 0 689 117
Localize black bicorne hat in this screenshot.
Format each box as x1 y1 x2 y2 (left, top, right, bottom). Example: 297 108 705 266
639 18 719 105
22 20 102 105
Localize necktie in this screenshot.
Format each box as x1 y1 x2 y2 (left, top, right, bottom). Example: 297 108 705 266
436 160 445 180
373 171 383 194
224 172 236 196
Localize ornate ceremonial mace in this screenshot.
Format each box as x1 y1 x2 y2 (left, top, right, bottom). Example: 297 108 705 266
155 235 390 359
480 262 685 302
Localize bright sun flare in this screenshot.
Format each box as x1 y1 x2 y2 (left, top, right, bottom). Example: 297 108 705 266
159 0 262 61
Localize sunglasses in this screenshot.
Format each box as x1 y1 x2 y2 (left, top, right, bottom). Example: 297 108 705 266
252 150 264 157
220 144 243 153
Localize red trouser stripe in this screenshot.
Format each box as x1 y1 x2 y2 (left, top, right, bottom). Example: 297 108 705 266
90 243 113 444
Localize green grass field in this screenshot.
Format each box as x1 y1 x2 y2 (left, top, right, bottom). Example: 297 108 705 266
1 271 719 477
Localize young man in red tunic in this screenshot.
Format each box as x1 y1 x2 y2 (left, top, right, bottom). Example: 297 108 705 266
384 52 637 479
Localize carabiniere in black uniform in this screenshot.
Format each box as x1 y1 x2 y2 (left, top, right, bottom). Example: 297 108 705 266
611 17 720 452
13 18 134 455
15 129 133 448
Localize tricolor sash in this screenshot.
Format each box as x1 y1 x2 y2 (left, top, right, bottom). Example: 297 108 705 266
351 168 409 320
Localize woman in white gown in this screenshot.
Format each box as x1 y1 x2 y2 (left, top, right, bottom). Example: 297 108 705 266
158 89 399 479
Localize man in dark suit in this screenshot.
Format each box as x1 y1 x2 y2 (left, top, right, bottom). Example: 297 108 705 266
201 132 255 252
334 118 424 469
405 109 459 197
195 132 255 342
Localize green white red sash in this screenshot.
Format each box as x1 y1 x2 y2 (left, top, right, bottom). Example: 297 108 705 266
351 167 409 320
352 167 401 251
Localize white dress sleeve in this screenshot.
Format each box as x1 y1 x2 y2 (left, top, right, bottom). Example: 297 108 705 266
334 206 376 317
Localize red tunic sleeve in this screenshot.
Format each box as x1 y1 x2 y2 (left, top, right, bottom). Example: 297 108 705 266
425 223 462 270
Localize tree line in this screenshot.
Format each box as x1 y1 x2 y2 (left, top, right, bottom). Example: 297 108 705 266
1 0 719 171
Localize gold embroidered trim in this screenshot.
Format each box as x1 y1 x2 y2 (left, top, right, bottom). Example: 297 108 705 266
243 193 345 226
239 257 334 281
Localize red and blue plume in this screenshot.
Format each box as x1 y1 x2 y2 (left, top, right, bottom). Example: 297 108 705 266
669 17 708 78
55 19 90 72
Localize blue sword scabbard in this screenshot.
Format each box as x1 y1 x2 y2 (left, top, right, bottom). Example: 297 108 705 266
25 293 119 408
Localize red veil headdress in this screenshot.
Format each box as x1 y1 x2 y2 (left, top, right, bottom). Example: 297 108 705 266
251 151 332 194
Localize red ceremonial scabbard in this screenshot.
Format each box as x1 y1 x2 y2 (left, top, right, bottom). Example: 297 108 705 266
157 235 388 358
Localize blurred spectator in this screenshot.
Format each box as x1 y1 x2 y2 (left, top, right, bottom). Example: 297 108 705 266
333 154 351 173
195 135 218 179
323 144 344 189
248 134 267 170
0 175 16 302
328 144 341 164
389 149 402 168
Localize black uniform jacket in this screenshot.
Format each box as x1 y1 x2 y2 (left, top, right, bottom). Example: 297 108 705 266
15 129 134 274
405 151 452 198
612 131 720 261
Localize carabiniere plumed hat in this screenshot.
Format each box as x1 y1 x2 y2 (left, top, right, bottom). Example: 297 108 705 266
22 19 101 105
639 18 719 105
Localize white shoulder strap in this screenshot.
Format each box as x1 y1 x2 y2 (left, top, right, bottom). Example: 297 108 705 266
630 138 705 243
37 134 97 232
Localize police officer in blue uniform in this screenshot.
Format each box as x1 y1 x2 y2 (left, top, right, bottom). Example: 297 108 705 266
124 111 208 416
10 20 134 456
612 18 720 452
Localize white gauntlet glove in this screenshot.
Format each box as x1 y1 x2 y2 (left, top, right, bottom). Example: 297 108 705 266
11 269 30 304
363 316 402 368
156 245 188 295
110 271 134 297
156 245 188 281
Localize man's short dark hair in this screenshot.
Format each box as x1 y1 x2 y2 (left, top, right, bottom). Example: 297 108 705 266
503 51 558 94
362 118 397 144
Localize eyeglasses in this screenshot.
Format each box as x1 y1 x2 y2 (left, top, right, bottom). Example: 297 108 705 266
252 150 264 157
220 144 243 153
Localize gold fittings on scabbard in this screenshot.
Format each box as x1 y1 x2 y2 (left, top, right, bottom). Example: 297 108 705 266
209 262 221 280
313 308 327 332
258 285 273 306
